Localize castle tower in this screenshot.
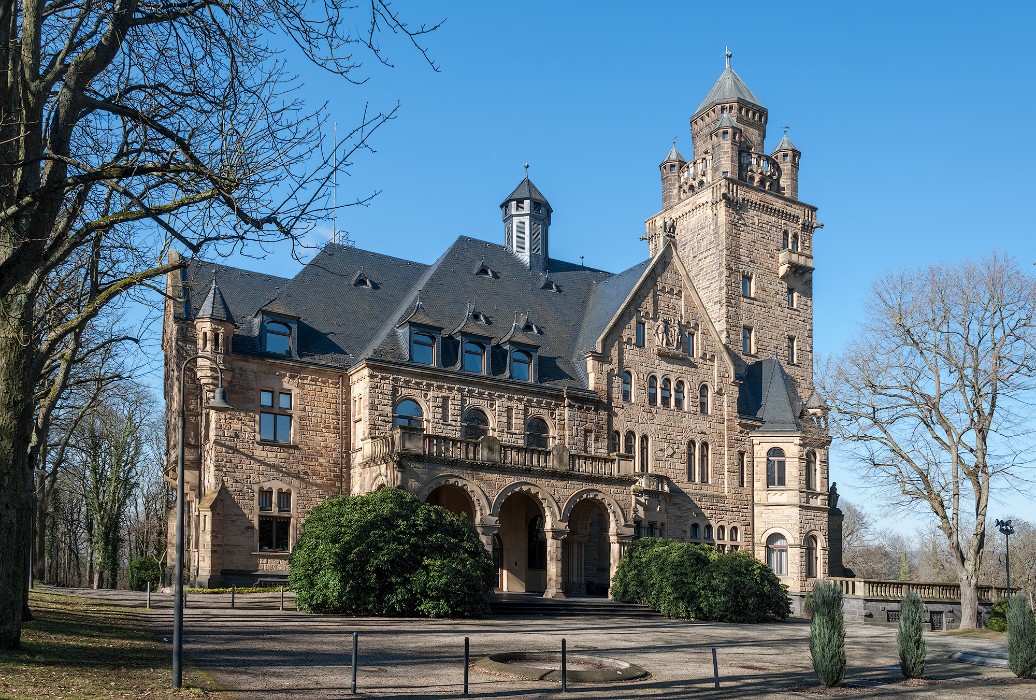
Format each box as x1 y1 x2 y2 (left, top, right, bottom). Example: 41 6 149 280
660 143 686 209
501 169 552 271
772 130 801 200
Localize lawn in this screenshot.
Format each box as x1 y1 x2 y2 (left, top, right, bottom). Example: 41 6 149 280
0 590 227 700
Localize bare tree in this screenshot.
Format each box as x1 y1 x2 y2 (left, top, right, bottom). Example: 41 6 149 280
0 1 441 647
823 254 1036 628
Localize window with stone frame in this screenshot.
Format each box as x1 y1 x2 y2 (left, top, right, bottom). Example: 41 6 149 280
639 434 649 473
806 535 819 578
704 524 713 541
621 371 633 402
648 375 658 406
258 486 292 552
766 533 788 575
699 441 710 483
661 378 672 408
805 450 818 491
393 399 424 430
461 408 490 441
698 384 710 414
686 440 696 482
410 331 436 365
767 447 787 487
786 285 797 309
525 417 550 449
259 390 293 444
610 431 620 453
787 335 797 365
741 326 754 354
741 273 754 298
624 431 635 456
690 523 700 540
781 229 789 250
738 451 747 487
685 331 696 356
635 321 645 347
729 526 741 552
674 380 685 410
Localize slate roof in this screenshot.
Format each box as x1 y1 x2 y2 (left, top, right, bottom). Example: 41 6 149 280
774 132 799 153
502 176 552 210
694 59 764 117
662 144 685 163
737 358 802 433
196 277 234 322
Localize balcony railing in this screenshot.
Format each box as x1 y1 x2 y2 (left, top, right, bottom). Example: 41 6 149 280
364 427 638 478
826 577 1012 603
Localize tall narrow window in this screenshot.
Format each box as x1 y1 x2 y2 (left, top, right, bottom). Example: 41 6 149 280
686 331 696 356
781 230 789 250
511 349 532 381
704 524 713 540
648 376 658 406
767 447 786 487
698 384 710 414
258 486 292 552
461 408 489 441
786 285 797 309
525 417 550 449
624 431 635 456
264 321 292 355
741 273 753 297
791 233 799 252
806 535 819 578
527 515 546 569
699 441 710 484
690 523 700 540
462 341 486 374
635 321 645 347
411 332 435 365
687 440 696 482
610 431 620 453
738 451 746 487
766 534 788 575
787 336 797 364
805 450 817 491
742 326 754 354
621 371 633 402
674 380 685 410
259 390 292 444
661 379 672 408
393 399 424 430
639 435 649 473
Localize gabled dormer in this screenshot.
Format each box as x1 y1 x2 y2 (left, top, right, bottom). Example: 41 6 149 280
396 295 442 368
451 303 494 375
258 299 300 359
500 313 542 383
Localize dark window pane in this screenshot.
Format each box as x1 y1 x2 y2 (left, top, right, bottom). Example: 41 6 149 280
279 392 292 410
463 342 485 373
278 491 291 512
675 381 685 410
512 350 531 381
258 490 273 511
411 333 435 365
259 517 273 550
648 376 657 406
394 399 424 429
275 414 292 443
636 322 645 347
462 409 489 440
264 322 291 355
624 432 635 455
525 418 549 449
260 390 274 408
275 518 290 550
260 412 275 441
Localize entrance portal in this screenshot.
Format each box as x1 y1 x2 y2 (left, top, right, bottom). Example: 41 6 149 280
497 491 546 594
564 499 611 596
425 484 475 521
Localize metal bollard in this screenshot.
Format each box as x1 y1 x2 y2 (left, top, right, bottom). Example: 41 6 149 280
146 581 151 609
712 646 719 689
280 585 284 611
231 584 235 609
351 631 358 694
561 638 567 692
464 636 469 695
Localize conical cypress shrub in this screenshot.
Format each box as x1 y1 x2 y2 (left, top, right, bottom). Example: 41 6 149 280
1006 593 1036 679
809 582 846 687
897 591 926 678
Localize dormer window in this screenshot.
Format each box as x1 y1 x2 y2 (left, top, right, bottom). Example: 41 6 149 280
263 321 292 355
511 349 533 381
410 331 436 365
462 341 486 374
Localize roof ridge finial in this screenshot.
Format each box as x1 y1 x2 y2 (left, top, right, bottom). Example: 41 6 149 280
523 162 529 178
725 47 732 68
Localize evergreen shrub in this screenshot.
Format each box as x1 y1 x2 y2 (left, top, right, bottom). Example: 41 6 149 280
987 598 1008 632
897 591 926 678
809 581 846 687
1006 593 1036 679
610 538 789 622
128 557 162 591
288 488 495 618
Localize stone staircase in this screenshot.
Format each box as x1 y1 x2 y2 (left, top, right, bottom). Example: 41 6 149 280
489 593 661 619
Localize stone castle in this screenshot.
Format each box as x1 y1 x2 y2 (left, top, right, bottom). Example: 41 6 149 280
163 53 839 602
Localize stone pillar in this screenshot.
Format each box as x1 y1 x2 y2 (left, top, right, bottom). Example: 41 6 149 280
543 527 568 599
610 534 633 585
827 507 850 577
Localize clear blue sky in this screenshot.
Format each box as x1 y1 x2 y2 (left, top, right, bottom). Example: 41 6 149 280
176 1 1036 533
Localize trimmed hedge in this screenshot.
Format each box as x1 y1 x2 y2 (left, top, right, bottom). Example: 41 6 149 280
288 488 496 618
897 591 926 679
610 537 790 622
128 557 162 592
988 598 1008 632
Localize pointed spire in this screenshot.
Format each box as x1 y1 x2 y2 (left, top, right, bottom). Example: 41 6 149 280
197 270 234 322
693 49 763 118
774 128 799 153
662 139 685 163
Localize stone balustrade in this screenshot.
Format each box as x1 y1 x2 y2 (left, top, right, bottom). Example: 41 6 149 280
826 577 1012 603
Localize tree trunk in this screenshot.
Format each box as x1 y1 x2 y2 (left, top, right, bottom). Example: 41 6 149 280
0 292 36 649
958 571 980 629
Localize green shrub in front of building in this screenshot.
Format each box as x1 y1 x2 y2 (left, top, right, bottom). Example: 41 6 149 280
128 556 163 592
288 488 496 618
897 591 926 678
610 538 789 622
809 581 846 687
1007 593 1036 678
987 598 1008 632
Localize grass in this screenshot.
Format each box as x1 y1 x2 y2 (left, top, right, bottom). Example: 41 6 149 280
941 627 1006 640
0 589 227 700
185 586 287 594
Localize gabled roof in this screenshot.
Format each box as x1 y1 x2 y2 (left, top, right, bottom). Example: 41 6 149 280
197 277 234 322
662 143 685 163
499 314 542 348
694 55 763 118
713 113 739 131
259 298 300 318
450 303 494 338
738 358 800 433
773 132 799 153
502 176 552 210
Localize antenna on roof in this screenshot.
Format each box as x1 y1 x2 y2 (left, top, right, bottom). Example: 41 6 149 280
783 125 790 134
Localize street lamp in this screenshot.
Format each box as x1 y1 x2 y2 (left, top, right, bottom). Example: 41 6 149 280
173 354 232 689
28 467 46 590
995 519 1015 594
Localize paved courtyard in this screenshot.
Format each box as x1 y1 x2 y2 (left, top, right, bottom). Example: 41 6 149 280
74 589 1032 699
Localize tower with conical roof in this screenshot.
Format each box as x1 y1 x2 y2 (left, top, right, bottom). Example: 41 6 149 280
660 142 686 209
501 167 552 271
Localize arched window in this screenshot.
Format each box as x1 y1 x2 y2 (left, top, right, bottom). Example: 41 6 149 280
393 399 424 430
686 440 696 482
411 332 435 365
528 515 547 569
704 524 713 541
699 384 710 414
610 431 620 453
461 408 489 441
648 376 658 406
766 533 788 575
781 230 789 250
717 525 726 541
729 526 739 542
639 434 649 473
624 431 635 456
767 447 786 487
674 380 685 410
806 535 819 578
805 450 818 491
791 233 799 252
264 321 291 355
511 350 532 381
462 341 486 373
699 441 710 483
621 371 633 402
690 523 701 540
525 417 550 449
661 378 672 408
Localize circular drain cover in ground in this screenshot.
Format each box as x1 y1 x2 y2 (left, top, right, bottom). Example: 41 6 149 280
473 651 649 683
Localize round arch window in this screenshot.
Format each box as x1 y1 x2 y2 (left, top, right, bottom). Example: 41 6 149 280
525 417 550 449
461 408 489 441
766 533 788 575
393 399 424 430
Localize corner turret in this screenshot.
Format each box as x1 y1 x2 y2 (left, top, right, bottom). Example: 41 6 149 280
194 273 234 386
660 142 686 209
772 130 801 199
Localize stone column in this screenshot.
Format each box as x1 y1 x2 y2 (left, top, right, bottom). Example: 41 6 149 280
610 534 633 585
543 527 568 599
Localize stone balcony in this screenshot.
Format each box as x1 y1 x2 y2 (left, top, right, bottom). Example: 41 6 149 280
360 427 639 480
778 249 814 279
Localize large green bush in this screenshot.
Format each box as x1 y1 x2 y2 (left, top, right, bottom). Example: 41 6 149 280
610 538 788 622
1006 593 1036 679
288 489 496 618
809 581 846 687
128 557 162 592
897 591 926 679
987 598 1008 632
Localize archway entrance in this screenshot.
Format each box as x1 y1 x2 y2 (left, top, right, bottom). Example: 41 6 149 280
425 484 475 522
564 499 611 596
497 492 546 594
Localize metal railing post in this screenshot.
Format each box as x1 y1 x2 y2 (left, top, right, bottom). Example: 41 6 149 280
463 636 469 695
561 638 567 692
351 631 358 694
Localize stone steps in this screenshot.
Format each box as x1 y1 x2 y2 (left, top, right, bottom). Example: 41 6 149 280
489 593 662 619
